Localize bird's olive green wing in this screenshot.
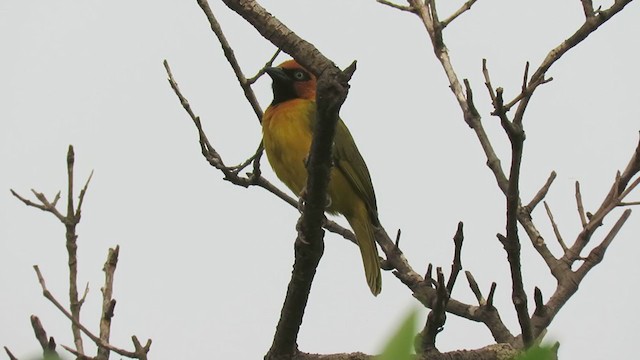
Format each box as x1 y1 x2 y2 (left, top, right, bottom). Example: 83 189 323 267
332 118 379 224
308 104 379 223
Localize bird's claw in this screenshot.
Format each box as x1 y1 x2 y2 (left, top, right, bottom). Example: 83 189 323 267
297 188 308 213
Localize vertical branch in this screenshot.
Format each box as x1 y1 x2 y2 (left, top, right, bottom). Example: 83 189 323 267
421 268 449 353
575 181 588 228
64 145 84 354
266 63 355 359
97 246 120 360
409 0 469 113
446 222 464 293
498 115 533 346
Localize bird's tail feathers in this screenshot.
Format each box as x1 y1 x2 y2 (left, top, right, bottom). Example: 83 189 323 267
348 208 382 296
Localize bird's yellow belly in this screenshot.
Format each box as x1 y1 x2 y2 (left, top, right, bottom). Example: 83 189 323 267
262 101 358 217
263 102 313 197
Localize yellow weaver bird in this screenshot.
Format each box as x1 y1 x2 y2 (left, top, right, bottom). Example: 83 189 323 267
263 60 382 295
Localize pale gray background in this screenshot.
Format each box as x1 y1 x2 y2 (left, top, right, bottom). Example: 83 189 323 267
2 1 639 359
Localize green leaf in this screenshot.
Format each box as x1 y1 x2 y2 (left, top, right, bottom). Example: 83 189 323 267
377 309 418 360
515 344 557 360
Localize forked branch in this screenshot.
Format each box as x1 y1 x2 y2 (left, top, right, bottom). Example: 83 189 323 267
11 148 150 359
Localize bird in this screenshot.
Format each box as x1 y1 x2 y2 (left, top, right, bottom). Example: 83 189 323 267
262 59 382 295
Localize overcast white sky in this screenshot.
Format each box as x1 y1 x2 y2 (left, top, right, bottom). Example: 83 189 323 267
2 1 639 359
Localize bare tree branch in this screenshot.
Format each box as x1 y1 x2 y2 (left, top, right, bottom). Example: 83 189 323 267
97 246 120 360
513 0 634 121
565 137 640 262
575 209 632 279
446 222 464 293
575 181 588 228
197 0 264 120
61 345 94 360
30 315 58 358
441 0 479 28
11 146 93 353
246 48 282 85
465 271 485 305
3 347 18 360
33 265 151 359
580 0 595 18
543 201 569 254
221 0 337 78
376 0 415 13
375 227 515 345
421 268 450 352
526 171 557 211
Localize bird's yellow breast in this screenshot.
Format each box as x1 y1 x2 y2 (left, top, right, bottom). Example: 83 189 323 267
262 99 314 196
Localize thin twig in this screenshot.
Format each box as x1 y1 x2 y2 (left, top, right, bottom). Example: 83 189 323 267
566 138 640 263
441 0 478 28
514 0 633 124
446 222 464 293
197 0 263 120
576 209 632 278
61 345 94 360
482 59 498 108
543 201 569 253
465 271 485 305
526 171 557 211
76 170 94 218
246 48 282 85
229 142 264 176
503 64 553 112
575 181 588 228
11 189 66 221
376 0 415 12
3 347 18 360
395 229 402 248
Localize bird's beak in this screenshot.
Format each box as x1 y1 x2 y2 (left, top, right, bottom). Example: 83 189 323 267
265 67 289 82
